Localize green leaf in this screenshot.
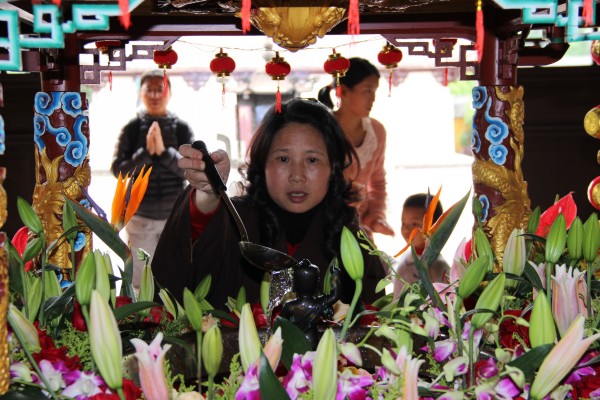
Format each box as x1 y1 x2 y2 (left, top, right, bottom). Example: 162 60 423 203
508 343 553 382
21 236 43 264
412 245 443 309
0 386 49 399
523 262 544 290
16 197 43 235
375 276 392 293
65 197 134 298
62 200 78 241
43 284 75 320
273 316 311 370
371 292 394 309
113 301 159 321
194 274 212 300
208 309 239 326
258 350 290 400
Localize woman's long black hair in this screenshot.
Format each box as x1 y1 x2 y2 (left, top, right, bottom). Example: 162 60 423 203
244 99 360 259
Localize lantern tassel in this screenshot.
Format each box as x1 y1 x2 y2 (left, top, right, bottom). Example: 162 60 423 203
582 0 594 27
109 70 113 91
241 0 252 33
335 76 342 108
275 85 282 113
443 68 449 87
162 68 169 98
118 0 131 30
221 77 226 109
475 0 484 63
388 69 393 97
347 0 360 36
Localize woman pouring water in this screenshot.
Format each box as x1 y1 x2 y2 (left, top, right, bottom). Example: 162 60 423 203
152 99 386 310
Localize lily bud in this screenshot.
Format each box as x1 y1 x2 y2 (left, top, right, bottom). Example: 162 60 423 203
472 195 484 222
202 324 223 378
139 264 155 304
25 277 41 322
502 228 526 287
261 327 283 371
183 288 203 332
566 217 583 264
340 226 364 280
75 252 96 307
7 304 41 352
236 287 246 312
457 255 490 298
381 348 401 375
62 200 78 241
89 290 123 391
545 214 566 266
473 228 494 271
194 274 212 300
529 290 556 347
159 289 179 319
471 273 506 329
582 213 600 263
340 342 362 367
239 303 261 372
102 252 116 308
313 328 338 400
94 250 111 303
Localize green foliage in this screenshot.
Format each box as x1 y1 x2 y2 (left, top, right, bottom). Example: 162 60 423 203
213 354 243 399
54 322 93 370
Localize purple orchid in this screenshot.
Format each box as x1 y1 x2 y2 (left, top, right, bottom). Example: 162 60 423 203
422 338 456 362
477 357 498 379
62 370 104 399
336 369 374 400
281 352 315 399
235 363 260 400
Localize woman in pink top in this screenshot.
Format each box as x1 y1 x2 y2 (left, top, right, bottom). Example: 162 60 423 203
318 57 394 239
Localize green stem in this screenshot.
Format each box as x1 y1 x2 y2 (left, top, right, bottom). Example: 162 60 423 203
10 321 60 400
39 240 47 327
207 376 215 400
468 327 475 387
455 296 464 357
587 258 598 318
117 387 126 400
81 305 95 372
196 330 203 390
546 262 552 307
69 238 76 273
340 279 362 341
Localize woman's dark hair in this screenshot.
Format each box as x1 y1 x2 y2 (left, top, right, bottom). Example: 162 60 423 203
404 193 444 221
317 57 380 109
244 99 359 258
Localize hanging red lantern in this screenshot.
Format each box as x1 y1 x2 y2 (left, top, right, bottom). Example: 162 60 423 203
153 47 178 98
95 40 122 91
323 49 350 103
591 40 600 66
265 52 291 113
377 43 403 96
210 48 236 105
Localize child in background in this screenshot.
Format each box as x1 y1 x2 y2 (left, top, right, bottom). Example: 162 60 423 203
393 193 450 297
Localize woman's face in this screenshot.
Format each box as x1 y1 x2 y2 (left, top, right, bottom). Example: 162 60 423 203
265 123 332 213
342 74 379 118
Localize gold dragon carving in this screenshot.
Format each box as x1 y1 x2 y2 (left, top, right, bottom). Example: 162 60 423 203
32 147 92 270
472 86 531 271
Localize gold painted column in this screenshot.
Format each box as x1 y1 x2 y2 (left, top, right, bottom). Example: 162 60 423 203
471 85 531 270
32 91 92 275
0 169 8 394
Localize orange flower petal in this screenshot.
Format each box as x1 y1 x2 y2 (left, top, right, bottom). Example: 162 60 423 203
111 171 129 228
422 186 442 234
394 227 421 257
123 166 153 226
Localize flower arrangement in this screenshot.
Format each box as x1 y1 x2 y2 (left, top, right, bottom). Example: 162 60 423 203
3 180 600 399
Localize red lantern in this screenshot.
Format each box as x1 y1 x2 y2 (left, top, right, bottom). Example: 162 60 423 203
210 48 236 104
323 49 350 102
377 43 403 96
588 176 600 210
95 40 122 91
153 47 178 98
591 40 600 66
265 52 291 113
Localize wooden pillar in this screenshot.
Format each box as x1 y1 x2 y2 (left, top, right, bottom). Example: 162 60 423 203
471 28 531 271
35 34 92 275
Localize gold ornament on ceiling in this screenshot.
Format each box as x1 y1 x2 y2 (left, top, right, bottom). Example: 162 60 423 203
243 5 347 52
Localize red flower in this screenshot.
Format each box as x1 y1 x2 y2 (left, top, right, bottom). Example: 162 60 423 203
89 379 141 400
11 226 34 271
359 304 379 326
536 192 577 237
569 351 600 399
115 296 132 308
499 309 530 350
251 303 268 328
32 325 81 370
72 300 87 331
143 305 166 324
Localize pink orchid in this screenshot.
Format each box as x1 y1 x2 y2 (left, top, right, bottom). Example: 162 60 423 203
451 237 470 282
551 264 588 337
536 192 577 237
529 315 600 400
130 332 172 400
281 352 315 399
422 338 456 362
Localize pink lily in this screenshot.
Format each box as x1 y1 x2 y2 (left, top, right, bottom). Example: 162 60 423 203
536 192 577 237
551 264 588 337
450 237 470 283
529 314 600 400
402 353 425 399
130 332 172 400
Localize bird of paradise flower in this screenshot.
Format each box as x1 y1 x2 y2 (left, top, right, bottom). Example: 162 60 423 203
395 187 444 258
111 166 152 231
